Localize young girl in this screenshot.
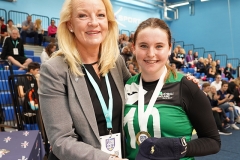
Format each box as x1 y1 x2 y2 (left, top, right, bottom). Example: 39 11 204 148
123 18 220 160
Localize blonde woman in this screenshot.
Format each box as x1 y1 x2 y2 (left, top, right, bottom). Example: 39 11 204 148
207 61 217 78
38 0 130 159
34 19 44 46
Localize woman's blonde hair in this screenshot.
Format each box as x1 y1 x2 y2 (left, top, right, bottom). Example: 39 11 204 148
55 0 119 76
35 19 42 29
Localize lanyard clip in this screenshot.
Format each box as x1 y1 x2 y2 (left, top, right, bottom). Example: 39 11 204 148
108 129 112 135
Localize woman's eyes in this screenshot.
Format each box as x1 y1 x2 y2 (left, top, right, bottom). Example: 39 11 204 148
140 45 148 48
78 14 87 18
139 45 163 49
98 14 106 17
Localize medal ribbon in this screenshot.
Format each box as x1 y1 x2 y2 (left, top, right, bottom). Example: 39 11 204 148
83 66 113 130
12 40 18 48
138 66 167 132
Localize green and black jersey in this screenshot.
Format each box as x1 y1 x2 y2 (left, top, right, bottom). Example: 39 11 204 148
124 71 221 160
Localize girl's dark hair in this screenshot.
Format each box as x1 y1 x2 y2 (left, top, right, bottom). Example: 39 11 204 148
45 43 56 57
133 18 172 48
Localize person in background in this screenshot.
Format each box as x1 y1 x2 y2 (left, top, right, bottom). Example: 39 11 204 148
21 15 38 45
204 84 232 135
211 74 222 91
217 81 240 130
196 57 205 74
124 18 220 160
128 55 140 76
48 19 57 37
40 43 57 63
186 50 194 68
7 19 20 37
0 17 8 46
215 59 222 75
39 0 131 159
224 63 236 80
207 61 217 78
34 19 44 46
1 29 32 70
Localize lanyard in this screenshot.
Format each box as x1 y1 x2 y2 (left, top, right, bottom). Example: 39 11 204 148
138 66 167 132
83 66 113 130
12 40 18 48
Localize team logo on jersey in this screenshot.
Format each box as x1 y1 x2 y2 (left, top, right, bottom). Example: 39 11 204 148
158 92 174 99
106 138 115 151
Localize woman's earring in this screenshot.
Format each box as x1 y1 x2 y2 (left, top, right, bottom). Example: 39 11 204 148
70 29 73 33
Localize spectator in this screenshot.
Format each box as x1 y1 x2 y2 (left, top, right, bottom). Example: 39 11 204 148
205 84 232 135
48 19 57 37
217 81 240 130
193 51 198 61
128 55 140 76
169 45 183 69
211 74 222 91
224 63 236 80
34 19 44 46
17 62 40 124
215 59 222 75
41 43 57 63
0 17 7 46
20 15 38 45
1 29 32 70
121 46 132 65
196 57 205 74
7 19 20 37
129 33 134 42
207 61 217 78
186 50 194 67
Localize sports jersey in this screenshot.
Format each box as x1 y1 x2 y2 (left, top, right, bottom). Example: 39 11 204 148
124 71 221 160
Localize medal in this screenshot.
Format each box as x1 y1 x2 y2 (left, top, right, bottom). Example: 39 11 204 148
136 131 151 145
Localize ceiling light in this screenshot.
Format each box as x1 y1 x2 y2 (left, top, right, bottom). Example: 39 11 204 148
168 2 189 8
201 0 210 2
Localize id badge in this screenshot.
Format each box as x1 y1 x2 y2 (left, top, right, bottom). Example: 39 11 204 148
100 133 122 158
13 48 19 55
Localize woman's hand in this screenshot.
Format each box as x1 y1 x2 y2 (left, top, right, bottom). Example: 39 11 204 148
186 74 200 88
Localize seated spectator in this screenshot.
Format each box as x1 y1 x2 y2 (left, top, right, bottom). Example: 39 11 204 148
121 46 132 65
186 50 194 67
215 59 222 75
17 62 40 124
211 74 222 91
202 83 231 135
48 19 57 37
128 55 140 76
207 53 212 62
207 61 217 78
41 43 57 63
177 48 186 66
7 19 20 37
34 19 44 46
233 78 240 107
169 45 183 69
196 57 205 74
193 51 198 61
20 15 38 45
217 81 240 130
224 63 236 80
203 58 210 75
0 17 8 46
1 29 32 70
129 33 134 43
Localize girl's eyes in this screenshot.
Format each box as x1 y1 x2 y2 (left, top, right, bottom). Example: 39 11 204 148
140 45 148 48
156 45 163 49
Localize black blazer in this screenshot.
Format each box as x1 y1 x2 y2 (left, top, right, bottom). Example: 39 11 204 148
1 37 25 59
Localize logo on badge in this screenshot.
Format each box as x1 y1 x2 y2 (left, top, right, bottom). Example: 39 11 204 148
106 138 115 151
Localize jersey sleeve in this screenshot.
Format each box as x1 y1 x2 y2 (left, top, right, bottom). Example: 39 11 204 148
181 77 221 157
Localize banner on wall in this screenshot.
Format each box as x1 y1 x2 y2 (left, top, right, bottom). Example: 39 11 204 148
112 3 161 32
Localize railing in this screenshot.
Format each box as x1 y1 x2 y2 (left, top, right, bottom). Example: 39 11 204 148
120 29 130 36
193 47 205 58
31 14 50 31
215 54 228 68
183 44 194 53
203 51 216 60
173 41 184 49
0 8 7 22
51 17 60 27
8 10 29 27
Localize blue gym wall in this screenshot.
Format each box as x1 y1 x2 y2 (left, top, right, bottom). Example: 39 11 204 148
168 0 240 60
1 0 240 61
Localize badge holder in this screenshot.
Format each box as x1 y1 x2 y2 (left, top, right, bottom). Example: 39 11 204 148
100 130 122 158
